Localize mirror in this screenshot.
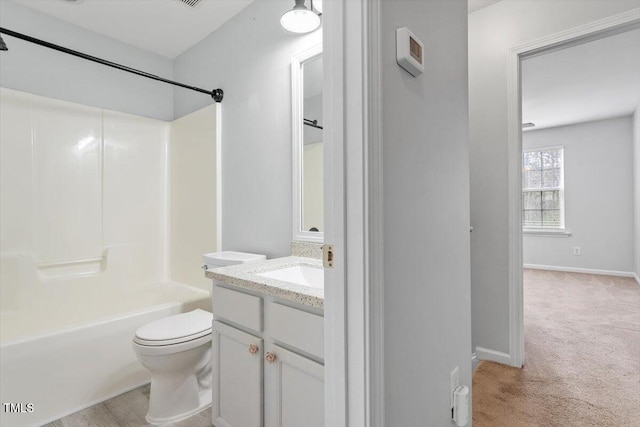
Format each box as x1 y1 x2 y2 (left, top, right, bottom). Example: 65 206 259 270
292 45 323 243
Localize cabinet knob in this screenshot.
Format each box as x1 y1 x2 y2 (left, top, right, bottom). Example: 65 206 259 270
265 352 277 364
248 344 259 355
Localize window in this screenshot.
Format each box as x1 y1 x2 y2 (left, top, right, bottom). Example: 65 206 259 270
522 146 564 229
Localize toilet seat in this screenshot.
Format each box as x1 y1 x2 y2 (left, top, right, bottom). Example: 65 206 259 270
133 332 212 356
134 329 211 346
134 309 213 347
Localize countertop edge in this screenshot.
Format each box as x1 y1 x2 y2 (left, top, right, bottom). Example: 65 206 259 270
204 256 324 309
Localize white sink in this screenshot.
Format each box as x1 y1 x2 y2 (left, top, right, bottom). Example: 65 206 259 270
257 265 324 289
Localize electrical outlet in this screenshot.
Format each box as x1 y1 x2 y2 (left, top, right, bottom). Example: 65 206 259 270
450 366 460 411
573 246 581 256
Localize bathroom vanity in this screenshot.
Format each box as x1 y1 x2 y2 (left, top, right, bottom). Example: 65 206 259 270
206 256 324 427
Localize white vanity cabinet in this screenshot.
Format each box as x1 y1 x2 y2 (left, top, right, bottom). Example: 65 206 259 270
266 345 324 427
211 321 263 427
211 282 324 427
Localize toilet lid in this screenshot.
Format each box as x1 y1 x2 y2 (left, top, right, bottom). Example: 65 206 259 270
135 309 212 343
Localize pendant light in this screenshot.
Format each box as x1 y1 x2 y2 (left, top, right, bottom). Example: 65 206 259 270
280 0 321 34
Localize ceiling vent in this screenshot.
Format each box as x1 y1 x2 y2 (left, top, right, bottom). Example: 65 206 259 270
177 0 203 8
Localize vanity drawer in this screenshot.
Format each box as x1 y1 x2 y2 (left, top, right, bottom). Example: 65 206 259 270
212 285 262 332
269 302 324 359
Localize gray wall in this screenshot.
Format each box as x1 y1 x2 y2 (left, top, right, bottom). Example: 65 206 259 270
523 117 635 272
380 1 471 424
634 107 640 278
173 0 321 258
0 1 174 121
469 0 640 357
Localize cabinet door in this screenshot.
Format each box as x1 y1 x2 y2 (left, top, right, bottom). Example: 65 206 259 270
265 345 324 427
212 321 263 427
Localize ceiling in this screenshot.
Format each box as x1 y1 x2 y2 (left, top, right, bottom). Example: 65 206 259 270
522 29 640 131
8 0 498 59
11 0 255 59
11 0 499 59
468 0 500 14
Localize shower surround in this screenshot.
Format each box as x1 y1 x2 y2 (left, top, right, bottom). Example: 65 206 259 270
0 88 210 426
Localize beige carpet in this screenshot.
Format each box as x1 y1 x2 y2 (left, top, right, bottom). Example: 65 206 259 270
473 269 640 427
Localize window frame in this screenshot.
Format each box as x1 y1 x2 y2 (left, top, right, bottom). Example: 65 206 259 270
522 145 566 232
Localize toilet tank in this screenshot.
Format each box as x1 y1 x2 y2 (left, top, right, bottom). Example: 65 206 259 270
202 251 266 270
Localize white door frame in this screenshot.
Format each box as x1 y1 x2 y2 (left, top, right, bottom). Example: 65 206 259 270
324 0 383 425
506 8 640 368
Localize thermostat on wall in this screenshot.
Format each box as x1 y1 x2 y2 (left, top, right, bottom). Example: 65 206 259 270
396 27 424 77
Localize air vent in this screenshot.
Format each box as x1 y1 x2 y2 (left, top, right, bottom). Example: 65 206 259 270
177 0 203 8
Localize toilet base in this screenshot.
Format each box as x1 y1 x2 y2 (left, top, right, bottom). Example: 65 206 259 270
146 393 211 425
140 347 213 425
145 381 212 425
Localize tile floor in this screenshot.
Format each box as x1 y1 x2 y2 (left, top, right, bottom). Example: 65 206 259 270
43 384 212 427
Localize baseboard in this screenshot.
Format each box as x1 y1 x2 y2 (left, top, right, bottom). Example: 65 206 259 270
524 264 636 279
475 346 511 365
471 352 480 371
633 273 640 286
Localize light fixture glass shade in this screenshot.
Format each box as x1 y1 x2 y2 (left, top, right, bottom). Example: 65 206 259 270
313 0 322 14
281 2 321 34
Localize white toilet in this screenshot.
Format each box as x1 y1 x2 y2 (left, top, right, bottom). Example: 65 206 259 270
133 251 266 425
133 309 213 424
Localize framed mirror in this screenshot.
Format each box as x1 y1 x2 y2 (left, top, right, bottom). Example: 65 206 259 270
292 44 323 243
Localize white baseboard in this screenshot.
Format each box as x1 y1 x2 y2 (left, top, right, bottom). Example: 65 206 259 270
471 352 480 371
633 273 640 286
475 346 511 365
524 264 636 279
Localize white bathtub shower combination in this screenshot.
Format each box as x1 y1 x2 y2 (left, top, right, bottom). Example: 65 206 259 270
0 89 214 427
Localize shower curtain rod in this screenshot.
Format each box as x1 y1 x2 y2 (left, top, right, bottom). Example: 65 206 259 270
0 27 224 102
304 118 323 130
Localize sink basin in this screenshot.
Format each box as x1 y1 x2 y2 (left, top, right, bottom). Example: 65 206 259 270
257 265 324 289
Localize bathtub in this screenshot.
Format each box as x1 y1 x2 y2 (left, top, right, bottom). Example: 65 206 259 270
0 281 210 427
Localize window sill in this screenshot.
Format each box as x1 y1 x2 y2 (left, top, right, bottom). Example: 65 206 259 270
523 229 572 238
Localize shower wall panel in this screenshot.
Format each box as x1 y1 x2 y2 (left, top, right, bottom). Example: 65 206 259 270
0 89 34 315
32 96 103 266
0 87 169 341
0 89 34 258
104 110 169 284
169 104 217 290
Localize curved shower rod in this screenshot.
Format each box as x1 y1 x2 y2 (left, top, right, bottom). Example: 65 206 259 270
0 27 224 103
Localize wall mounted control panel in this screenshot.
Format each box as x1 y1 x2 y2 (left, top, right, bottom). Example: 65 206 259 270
396 27 424 77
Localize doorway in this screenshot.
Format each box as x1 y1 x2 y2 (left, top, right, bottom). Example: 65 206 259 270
471 11 640 427
505 12 640 368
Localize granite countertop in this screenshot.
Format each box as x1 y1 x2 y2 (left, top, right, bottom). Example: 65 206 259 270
205 256 324 309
